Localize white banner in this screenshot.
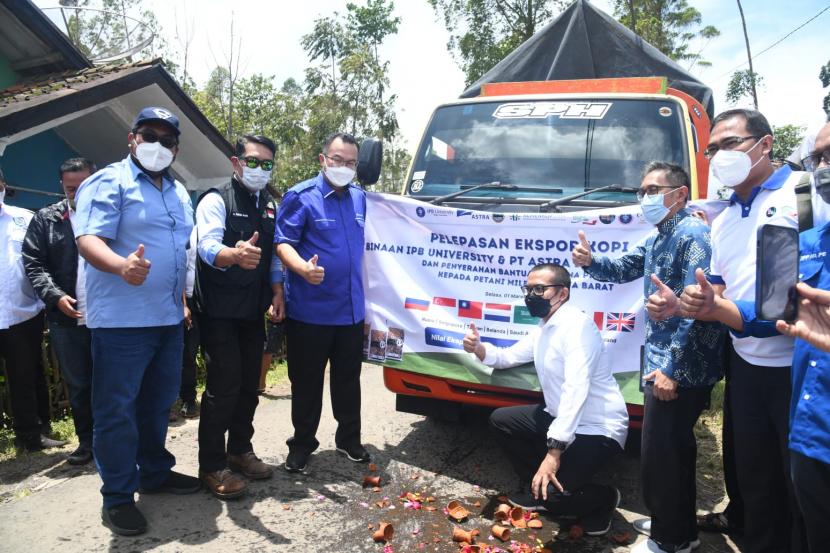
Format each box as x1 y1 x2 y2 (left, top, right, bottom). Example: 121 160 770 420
362 192 654 404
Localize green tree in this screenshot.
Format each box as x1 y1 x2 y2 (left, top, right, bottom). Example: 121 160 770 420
821 60 830 115
428 0 568 86
725 69 764 107
772 124 805 161
613 0 720 66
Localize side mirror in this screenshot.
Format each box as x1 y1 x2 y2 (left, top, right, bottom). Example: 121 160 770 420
357 138 383 185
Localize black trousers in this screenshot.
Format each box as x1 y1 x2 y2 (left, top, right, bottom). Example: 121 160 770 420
721 347 745 529
730 348 806 553
180 297 200 404
642 382 712 546
198 317 264 472
0 313 51 442
791 451 830 553
285 318 363 454
489 403 622 520
48 322 93 446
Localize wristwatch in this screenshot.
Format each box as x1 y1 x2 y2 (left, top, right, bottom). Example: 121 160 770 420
546 437 568 451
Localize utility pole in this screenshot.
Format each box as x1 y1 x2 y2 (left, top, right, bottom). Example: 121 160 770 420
736 0 759 109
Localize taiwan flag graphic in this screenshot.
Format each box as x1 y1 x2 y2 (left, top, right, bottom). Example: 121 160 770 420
458 300 483 319
605 312 636 332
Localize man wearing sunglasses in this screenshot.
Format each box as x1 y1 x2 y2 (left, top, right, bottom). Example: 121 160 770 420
463 263 628 537
573 162 724 553
193 134 284 499
678 109 813 553
73 107 198 536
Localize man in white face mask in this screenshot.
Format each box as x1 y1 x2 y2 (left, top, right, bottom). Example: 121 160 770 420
192 134 284 499
275 132 370 473
678 109 811 553
73 107 198 536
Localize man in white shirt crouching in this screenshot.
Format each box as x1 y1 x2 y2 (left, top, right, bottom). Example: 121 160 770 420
463 262 628 536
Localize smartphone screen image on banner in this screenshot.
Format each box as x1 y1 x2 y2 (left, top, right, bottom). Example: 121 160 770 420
756 224 799 322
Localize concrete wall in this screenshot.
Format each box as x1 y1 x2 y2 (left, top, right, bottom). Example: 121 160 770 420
0 54 19 89
0 130 79 211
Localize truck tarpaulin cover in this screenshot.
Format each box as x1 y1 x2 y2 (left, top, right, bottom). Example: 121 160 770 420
460 0 715 119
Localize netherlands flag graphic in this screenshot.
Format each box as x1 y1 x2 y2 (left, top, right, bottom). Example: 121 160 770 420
484 303 512 322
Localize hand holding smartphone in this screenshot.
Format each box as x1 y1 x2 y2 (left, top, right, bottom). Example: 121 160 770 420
756 224 799 322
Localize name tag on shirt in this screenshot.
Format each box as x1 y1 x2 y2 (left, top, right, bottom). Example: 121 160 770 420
231 211 249 218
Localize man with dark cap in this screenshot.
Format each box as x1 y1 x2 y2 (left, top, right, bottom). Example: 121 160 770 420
74 107 199 535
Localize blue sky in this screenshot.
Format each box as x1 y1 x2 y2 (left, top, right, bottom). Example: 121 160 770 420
37 0 830 148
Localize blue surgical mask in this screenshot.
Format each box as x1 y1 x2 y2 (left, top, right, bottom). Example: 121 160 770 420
640 192 677 226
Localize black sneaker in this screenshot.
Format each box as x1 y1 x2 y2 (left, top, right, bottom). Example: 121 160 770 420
285 450 309 473
141 470 201 495
336 444 371 463
67 444 93 465
581 487 621 536
102 503 147 536
507 491 548 512
179 401 199 419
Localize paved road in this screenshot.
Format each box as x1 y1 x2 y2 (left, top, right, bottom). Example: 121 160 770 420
0 365 739 552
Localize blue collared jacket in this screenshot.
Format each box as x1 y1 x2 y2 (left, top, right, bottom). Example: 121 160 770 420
585 208 725 388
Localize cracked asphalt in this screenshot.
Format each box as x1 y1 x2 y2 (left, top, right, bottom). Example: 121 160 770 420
0 364 739 552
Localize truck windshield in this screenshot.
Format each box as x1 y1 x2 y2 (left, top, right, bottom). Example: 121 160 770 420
407 98 689 204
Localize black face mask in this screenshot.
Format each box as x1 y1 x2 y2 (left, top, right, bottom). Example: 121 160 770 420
815 167 830 204
525 294 555 318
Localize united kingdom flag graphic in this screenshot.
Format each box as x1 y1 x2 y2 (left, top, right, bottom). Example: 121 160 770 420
605 312 636 332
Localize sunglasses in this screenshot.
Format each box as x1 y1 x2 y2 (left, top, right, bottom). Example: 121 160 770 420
240 157 275 171
801 150 830 172
136 130 178 149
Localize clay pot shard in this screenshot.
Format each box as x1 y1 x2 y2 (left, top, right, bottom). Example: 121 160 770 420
491 524 511 541
372 521 394 542
527 518 543 529
447 500 470 522
451 526 479 543
494 503 511 522
509 506 527 528
363 475 381 488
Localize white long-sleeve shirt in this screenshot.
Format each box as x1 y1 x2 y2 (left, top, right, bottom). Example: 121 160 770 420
1 203 44 329
481 303 628 449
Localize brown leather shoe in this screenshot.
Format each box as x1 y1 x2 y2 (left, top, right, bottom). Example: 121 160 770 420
228 451 273 480
200 469 246 499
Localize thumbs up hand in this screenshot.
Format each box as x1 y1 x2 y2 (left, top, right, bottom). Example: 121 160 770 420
121 244 152 285
646 274 679 321
572 231 593 267
303 254 325 285
234 231 262 270
679 268 716 319
463 322 485 360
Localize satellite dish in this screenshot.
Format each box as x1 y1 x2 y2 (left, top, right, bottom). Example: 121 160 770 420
41 5 155 65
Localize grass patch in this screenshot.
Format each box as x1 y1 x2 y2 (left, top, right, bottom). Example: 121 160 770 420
266 359 288 388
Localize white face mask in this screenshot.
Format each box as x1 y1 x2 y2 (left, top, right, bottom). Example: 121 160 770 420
134 141 174 173
240 166 271 192
0 188 4 205
324 165 356 188
710 139 764 188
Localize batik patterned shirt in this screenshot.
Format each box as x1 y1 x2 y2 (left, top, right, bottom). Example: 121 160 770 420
584 208 724 388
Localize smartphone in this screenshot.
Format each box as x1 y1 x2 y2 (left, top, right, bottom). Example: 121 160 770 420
756 224 799 322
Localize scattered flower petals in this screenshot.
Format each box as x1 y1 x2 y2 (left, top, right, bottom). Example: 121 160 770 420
280 504 291 510
316 495 325 501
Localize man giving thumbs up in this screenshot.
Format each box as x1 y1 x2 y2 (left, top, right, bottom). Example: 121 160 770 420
575 162 725 553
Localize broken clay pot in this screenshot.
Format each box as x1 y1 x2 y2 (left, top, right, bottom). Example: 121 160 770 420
446 500 470 522
451 526 479 543
494 503 511 521
491 524 511 541
363 475 381 488
372 521 394 542
527 518 543 529
509 506 527 528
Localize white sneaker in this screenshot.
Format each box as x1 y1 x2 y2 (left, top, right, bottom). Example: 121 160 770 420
632 518 700 548
631 538 692 553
